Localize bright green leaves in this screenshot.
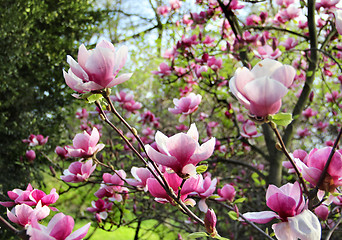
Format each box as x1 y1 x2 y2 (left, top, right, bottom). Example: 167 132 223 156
268 113 293 127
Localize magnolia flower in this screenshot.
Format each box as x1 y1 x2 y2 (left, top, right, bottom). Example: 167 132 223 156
243 182 321 240
66 128 105 158
125 167 153 191
94 170 129 202
191 175 217 212
0 184 58 210
25 150 36 162
61 159 96 183
147 171 201 206
27 212 90 240
229 58 295 118
87 199 113 221
240 120 262 139
22 134 48 146
63 40 132 93
145 124 215 178
216 184 236 202
7 201 50 227
293 147 342 192
168 93 202 122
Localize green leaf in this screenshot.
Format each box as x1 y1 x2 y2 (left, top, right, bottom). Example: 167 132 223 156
233 197 247 204
228 211 238 220
196 165 208 174
214 236 230 240
188 232 209 238
87 94 103 103
269 113 293 126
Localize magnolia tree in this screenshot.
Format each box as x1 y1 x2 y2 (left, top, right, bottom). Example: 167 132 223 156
2 0 342 239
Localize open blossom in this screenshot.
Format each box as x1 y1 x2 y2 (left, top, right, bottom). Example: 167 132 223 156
191 175 217 212
126 167 153 191
145 124 215 178
7 201 50 227
243 182 321 240
95 170 129 202
229 59 295 118
240 120 262 139
63 40 132 93
293 147 342 192
23 134 49 147
61 159 96 183
65 128 105 158
255 45 282 60
316 0 339 10
147 171 201 206
168 93 202 122
27 212 91 240
0 184 58 210
87 198 113 221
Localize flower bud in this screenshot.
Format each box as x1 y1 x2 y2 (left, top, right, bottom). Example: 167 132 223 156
204 209 217 237
25 150 36 162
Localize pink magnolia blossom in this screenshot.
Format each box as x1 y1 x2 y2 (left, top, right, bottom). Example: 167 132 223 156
61 159 96 183
293 147 342 192
336 10 342 35
275 0 294 7
246 14 261 26
243 182 321 240
63 40 132 93
0 184 58 210
0 184 34 207
75 108 88 120
227 0 244 10
283 149 307 173
66 128 105 158
255 45 282 60
229 59 295 118
240 120 262 139
216 184 236 202
316 0 339 10
27 212 90 240
94 170 129 202
55 146 68 159
314 204 329 221
325 90 341 102
152 62 172 77
23 134 49 146
145 123 215 177
281 37 298 50
276 5 301 23
302 108 318 119
207 56 222 71
297 127 311 138
126 167 153 191
7 201 50 227
191 175 217 212
157 5 170 16
26 150 36 162
87 199 113 221
168 93 202 122
169 0 181 10
147 171 201 206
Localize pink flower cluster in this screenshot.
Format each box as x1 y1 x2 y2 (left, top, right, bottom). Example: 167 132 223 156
168 93 202 122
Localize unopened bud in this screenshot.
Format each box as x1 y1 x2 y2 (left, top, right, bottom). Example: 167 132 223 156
105 88 111 97
204 209 217 237
132 128 138 136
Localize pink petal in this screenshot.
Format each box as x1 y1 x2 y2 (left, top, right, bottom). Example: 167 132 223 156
113 45 128 75
187 123 199 142
272 222 297 240
89 128 100 148
270 65 295 87
243 211 278 224
251 58 283 78
49 214 74 239
73 131 91 150
106 73 133 88
68 161 83 175
77 44 91 69
167 133 197 166
65 222 91 240
190 137 216 164
145 145 180 172
267 193 297 218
